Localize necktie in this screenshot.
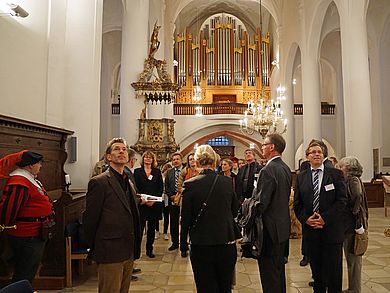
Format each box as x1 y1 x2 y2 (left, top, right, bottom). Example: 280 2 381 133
174 168 180 192
312 169 320 213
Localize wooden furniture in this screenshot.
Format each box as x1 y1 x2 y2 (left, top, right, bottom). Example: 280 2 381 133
0 115 89 290
364 181 385 208
65 236 88 288
65 214 89 288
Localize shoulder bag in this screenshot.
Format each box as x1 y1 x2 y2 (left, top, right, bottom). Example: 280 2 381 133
191 175 219 230
354 230 368 256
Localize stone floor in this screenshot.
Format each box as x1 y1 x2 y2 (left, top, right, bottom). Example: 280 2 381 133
41 208 390 292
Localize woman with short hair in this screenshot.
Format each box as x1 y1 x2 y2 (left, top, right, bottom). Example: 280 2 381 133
134 151 163 258
338 156 368 293
181 145 240 292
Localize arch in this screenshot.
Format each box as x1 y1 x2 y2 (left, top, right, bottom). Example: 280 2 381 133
305 0 333 58
294 138 337 170
180 130 263 158
171 0 281 37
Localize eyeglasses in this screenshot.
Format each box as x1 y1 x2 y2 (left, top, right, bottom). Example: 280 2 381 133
262 143 273 147
308 150 323 155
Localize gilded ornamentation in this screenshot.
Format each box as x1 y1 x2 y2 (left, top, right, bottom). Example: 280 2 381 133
147 121 163 143
130 24 179 165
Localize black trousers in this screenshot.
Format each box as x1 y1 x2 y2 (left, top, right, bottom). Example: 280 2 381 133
9 235 46 284
140 219 156 252
309 241 342 293
169 204 180 245
301 229 309 256
257 233 288 293
180 222 189 252
190 244 236 293
163 205 169 234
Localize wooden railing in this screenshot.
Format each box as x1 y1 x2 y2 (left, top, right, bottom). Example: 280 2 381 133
174 103 248 115
294 104 336 115
173 103 336 116
112 103 120 115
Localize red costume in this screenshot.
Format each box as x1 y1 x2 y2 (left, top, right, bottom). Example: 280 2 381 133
1 173 53 237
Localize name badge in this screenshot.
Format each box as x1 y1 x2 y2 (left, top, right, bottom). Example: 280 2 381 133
148 174 153 181
325 183 335 191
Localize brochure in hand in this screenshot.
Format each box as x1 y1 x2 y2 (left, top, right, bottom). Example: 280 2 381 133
140 194 163 202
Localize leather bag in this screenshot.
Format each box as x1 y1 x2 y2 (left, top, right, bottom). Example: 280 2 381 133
354 230 368 256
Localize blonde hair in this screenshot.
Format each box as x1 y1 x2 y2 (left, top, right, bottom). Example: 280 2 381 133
141 150 158 168
194 144 217 167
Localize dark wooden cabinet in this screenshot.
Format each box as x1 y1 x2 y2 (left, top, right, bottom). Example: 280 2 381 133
0 115 87 289
364 181 385 208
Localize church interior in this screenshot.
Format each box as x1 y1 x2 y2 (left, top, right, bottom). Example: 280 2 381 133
1 0 390 291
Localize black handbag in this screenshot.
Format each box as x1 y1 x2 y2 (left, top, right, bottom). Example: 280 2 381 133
191 175 219 230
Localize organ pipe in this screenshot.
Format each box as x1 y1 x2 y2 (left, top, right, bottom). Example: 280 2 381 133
175 13 271 103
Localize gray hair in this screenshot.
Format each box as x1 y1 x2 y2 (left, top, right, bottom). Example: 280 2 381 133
194 144 217 167
338 156 363 177
105 137 128 154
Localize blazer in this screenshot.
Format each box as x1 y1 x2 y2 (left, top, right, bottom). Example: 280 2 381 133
83 168 141 263
181 170 240 246
294 166 347 244
236 161 262 201
252 157 292 245
165 165 183 198
134 167 164 221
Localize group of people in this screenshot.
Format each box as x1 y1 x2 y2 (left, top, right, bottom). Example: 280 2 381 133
0 134 373 293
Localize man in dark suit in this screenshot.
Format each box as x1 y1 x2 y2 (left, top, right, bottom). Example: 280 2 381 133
165 152 183 251
236 149 262 202
294 141 347 293
252 134 292 293
83 138 141 293
299 139 333 269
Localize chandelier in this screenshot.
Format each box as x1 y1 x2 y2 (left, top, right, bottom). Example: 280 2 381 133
240 86 287 138
193 85 203 117
239 0 287 138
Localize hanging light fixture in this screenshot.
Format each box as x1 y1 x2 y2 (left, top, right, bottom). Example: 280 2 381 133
239 0 287 138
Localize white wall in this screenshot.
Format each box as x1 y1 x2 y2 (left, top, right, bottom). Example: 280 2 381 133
0 0 104 190
0 1 50 123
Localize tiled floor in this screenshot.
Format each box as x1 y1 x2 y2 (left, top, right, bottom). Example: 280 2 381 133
41 208 390 292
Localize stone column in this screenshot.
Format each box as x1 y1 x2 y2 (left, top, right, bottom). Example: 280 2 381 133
63 0 103 188
297 1 321 150
277 25 295 170
337 0 373 181
301 49 322 148
120 0 149 144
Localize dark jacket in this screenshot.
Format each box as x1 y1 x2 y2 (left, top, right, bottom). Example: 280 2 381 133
134 167 164 221
238 197 263 258
83 168 141 263
294 167 347 244
181 170 240 245
165 165 184 199
252 157 292 246
236 161 262 201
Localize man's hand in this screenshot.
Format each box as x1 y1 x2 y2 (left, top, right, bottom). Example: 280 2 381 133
306 212 325 229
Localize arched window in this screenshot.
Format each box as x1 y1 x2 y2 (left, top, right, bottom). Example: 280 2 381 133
208 136 230 146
